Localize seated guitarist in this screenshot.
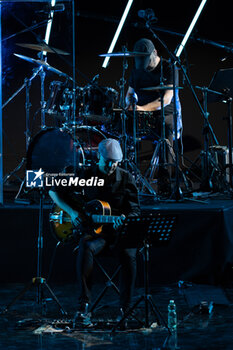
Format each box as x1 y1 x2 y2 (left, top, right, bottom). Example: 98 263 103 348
49 138 140 327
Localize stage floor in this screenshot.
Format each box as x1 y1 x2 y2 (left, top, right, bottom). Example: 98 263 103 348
1 192 233 348
0 282 233 349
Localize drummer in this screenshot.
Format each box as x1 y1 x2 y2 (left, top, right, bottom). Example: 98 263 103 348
125 38 182 154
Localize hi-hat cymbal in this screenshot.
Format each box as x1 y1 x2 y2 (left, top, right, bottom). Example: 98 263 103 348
141 86 183 91
99 51 150 58
16 43 70 55
14 53 71 79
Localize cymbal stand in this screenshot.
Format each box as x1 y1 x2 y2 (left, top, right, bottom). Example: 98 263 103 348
140 16 213 200
226 95 233 188
146 94 174 179
132 94 138 166
201 87 218 190
3 66 42 185
39 67 46 129
145 58 183 193
118 47 128 162
37 52 47 129
118 48 157 196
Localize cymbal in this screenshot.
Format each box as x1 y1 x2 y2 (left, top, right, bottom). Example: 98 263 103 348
16 43 70 55
14 54 70 78
141 86 183 91
99 51 150 58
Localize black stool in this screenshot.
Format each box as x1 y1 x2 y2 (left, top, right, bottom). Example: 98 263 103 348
90 257 121 313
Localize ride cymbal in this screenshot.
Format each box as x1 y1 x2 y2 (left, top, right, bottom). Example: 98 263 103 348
14 53 71 79
141 86 183 91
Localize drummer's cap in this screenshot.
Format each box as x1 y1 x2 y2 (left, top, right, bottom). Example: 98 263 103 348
133 38 155 69
98 138 123 162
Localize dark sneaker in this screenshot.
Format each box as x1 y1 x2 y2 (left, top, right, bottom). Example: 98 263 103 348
116 307 128 330
73 303 93 328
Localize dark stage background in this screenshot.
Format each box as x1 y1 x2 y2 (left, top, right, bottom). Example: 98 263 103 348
1 201 233 285
1 0 233 285
2 0 233 179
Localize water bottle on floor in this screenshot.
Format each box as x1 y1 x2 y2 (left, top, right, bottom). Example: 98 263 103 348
168 300 177 332
168 300 178 349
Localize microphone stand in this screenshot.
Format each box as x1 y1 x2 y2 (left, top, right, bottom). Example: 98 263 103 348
132 95 138 166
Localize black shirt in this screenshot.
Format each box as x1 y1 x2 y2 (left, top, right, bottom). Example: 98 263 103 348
52 165 140 241
129 58 174 116
52 165 140 218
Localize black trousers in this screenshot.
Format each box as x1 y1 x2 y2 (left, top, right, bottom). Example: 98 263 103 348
76 234 137 310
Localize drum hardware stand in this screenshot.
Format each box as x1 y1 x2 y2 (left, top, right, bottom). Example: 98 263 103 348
226 95 233 189
1 189 67 316
117 46 128 162
194 80 233 193
4 56 49 201
198 86 219 191
116 47 157 196
36 52 47 130
3 67 42 187
144 88 190 196
140 12 217 201
205 68 233 190
143 58 175 190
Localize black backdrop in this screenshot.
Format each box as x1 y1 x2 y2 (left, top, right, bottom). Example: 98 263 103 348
2 0 233 179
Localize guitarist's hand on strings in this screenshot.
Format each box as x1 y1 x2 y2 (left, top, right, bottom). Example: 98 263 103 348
70 210 82 228
113 214 125 230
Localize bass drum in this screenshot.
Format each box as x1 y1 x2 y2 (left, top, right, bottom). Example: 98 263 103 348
26 126 106 173
27 127 85 173
72 125 106 164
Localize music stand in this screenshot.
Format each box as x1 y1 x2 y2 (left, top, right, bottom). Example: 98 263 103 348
208 68 233 188
111 214 176 332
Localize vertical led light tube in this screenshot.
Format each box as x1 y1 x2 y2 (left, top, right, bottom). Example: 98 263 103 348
0 2 3 204
43 0 56 56
175 0 208 58
102 0 134 68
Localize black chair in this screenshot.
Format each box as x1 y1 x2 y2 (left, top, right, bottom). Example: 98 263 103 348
90 256 121 313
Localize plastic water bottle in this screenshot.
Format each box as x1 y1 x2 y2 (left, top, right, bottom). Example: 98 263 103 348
168 300 177 332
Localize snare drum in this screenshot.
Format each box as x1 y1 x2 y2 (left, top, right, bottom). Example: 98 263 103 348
112 110 155 137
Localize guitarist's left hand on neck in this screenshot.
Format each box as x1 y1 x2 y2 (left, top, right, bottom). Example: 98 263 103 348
113 214 126 231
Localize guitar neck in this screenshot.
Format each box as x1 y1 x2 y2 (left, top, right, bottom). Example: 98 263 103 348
92 214 119 224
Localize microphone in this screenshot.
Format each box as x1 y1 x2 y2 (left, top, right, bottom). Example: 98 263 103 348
131 92 138 104
125 92 138 107
138 9 158 22
36 4 65 14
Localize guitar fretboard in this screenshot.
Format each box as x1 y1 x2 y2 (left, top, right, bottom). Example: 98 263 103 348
92 215 119 224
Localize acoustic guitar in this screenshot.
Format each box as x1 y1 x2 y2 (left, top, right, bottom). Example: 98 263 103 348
49 199 124 243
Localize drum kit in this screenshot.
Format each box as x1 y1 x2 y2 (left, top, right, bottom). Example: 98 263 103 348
9 40 232 200
7 42 172 197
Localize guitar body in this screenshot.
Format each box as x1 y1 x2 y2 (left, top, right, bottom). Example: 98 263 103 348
85 200 111 234
50 206 74 243
50 200 112 243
